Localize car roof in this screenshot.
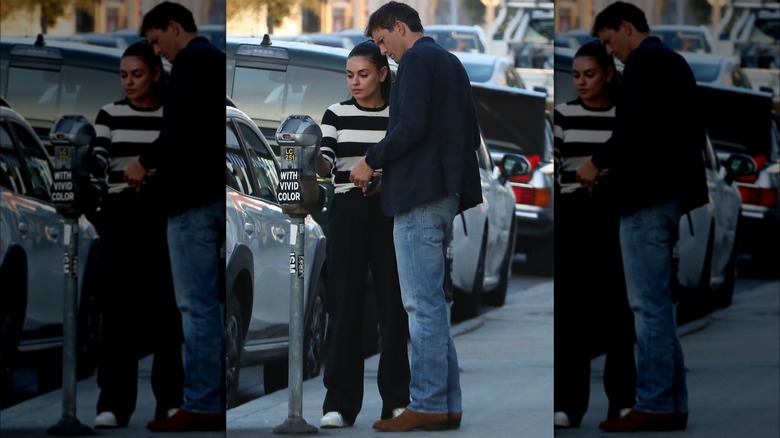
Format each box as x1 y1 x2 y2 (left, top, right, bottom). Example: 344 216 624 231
227 35 351 71
678 51 728 66
0 36 125 71
452 51 501 65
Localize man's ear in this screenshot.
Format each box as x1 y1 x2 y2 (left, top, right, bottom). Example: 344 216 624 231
169 19 180 36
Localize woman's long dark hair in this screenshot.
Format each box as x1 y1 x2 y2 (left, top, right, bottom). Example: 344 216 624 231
574 40 620 102
348 40 391 102
122 41 167 102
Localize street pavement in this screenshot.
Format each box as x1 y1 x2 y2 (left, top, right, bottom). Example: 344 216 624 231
1 276 777 438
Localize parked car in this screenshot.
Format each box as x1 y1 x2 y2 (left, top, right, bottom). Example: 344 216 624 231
224 104 328 406
453 51 526 89
553 28 594 50
1 102 101 394
450 132 518 322
554 46 744 318
0 36 126 152
698 82 779 273
300 33 355 50
336 28 372 45
47 33 130 50
424 24 489 54
470 82 554 275
680 51 753 90
651 24 713 54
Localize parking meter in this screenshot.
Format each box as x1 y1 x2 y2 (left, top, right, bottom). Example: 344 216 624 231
47 115 94 436
50 115 96 219
273 114 322 435
276 114 322 218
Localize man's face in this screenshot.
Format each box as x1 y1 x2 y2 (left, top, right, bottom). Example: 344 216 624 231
597 22 631 63
371 22 405 63
145 21 179 62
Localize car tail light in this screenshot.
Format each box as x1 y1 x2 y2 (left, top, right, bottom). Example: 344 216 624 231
735 155 766 183
738 186 777 208
512 185 551 207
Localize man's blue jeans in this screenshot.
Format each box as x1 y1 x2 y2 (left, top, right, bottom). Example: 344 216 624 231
167 199 225 413
393 194 461 414
619 198 688 414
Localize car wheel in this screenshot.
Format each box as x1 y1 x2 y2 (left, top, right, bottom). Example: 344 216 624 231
225 291 244 409
484 217 516 307
451 223 487 323
303 275 327 380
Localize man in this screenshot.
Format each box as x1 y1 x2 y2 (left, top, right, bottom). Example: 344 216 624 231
577 1 708 432
350 1 483 432
124 1 225 432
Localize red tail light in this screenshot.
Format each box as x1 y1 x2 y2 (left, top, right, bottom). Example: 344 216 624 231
738 186 777 208
508 154 540 184
512 186 551 207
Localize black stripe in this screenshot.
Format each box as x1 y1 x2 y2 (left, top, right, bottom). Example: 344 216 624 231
335 115 389 132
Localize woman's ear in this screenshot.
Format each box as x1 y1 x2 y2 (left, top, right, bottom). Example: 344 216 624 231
606 65 615 83
153 66 162 83
379 65 388 82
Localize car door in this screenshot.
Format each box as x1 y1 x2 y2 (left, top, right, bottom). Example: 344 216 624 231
226 116 290 346
1 116 63 338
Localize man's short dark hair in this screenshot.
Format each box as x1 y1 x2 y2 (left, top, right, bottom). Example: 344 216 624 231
591 1 650 37
365 1 424 38
140 1 198 37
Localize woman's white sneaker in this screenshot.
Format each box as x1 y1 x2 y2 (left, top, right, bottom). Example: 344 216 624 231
94 411 118 428
320 411 349 428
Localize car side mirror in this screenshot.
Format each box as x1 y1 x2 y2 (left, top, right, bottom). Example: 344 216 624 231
723 153 757 185
498 153 533 185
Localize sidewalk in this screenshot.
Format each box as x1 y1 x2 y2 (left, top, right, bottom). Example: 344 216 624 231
555 277 780 438
226 280 555 437
0 281 554 437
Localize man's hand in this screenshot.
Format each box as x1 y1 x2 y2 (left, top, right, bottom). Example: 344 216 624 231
576 158 600 191
350 157 374 188
124 158 148 190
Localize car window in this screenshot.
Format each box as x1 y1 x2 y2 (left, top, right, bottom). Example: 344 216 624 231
5 65 121 131
12 120 53 202
226 120 256 197
0 122 27 192
236 120 279 203
462 62 493 83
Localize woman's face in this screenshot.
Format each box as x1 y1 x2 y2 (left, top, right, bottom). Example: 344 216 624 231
571 55 613 103
119 55 160 104
346 55 387 104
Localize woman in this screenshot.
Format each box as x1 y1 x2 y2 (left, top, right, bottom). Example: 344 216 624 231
553 40 636 428
91 41 183 429
316 40 410 428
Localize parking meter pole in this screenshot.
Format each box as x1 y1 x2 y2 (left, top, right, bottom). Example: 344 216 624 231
47 115 96 436
273 215 317 435
273 115 321 435
47 220 91 436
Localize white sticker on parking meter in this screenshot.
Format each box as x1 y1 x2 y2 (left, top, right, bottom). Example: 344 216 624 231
289 224 297 245
51 170 76 204
63 252 70 275
278 169 302 204
290 253 296 274
298 256 304 279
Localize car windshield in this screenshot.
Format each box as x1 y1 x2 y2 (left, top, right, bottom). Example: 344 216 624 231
687 62 720 83
461 62 493 82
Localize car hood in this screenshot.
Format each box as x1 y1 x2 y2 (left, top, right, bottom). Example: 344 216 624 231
697 83 773 157
470 82 547 157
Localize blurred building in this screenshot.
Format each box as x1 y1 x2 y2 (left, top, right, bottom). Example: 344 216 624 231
556 0 673 32
0 0 224 36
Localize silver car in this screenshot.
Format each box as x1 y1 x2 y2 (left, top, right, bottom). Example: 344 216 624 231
224 104 328 407
450 134 518 322
1 103 100 392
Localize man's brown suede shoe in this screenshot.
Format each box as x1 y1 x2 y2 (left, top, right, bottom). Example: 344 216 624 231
599 409 687 432
448 412 462 430
146 409 225 432
372 409 448 432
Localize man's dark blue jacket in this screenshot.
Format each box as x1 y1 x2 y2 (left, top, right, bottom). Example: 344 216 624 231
139 36 225 215
591 36 708 214
365 37 482 217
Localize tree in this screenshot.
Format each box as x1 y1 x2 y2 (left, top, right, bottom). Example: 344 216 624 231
0 0 92 34
228 0 320 35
